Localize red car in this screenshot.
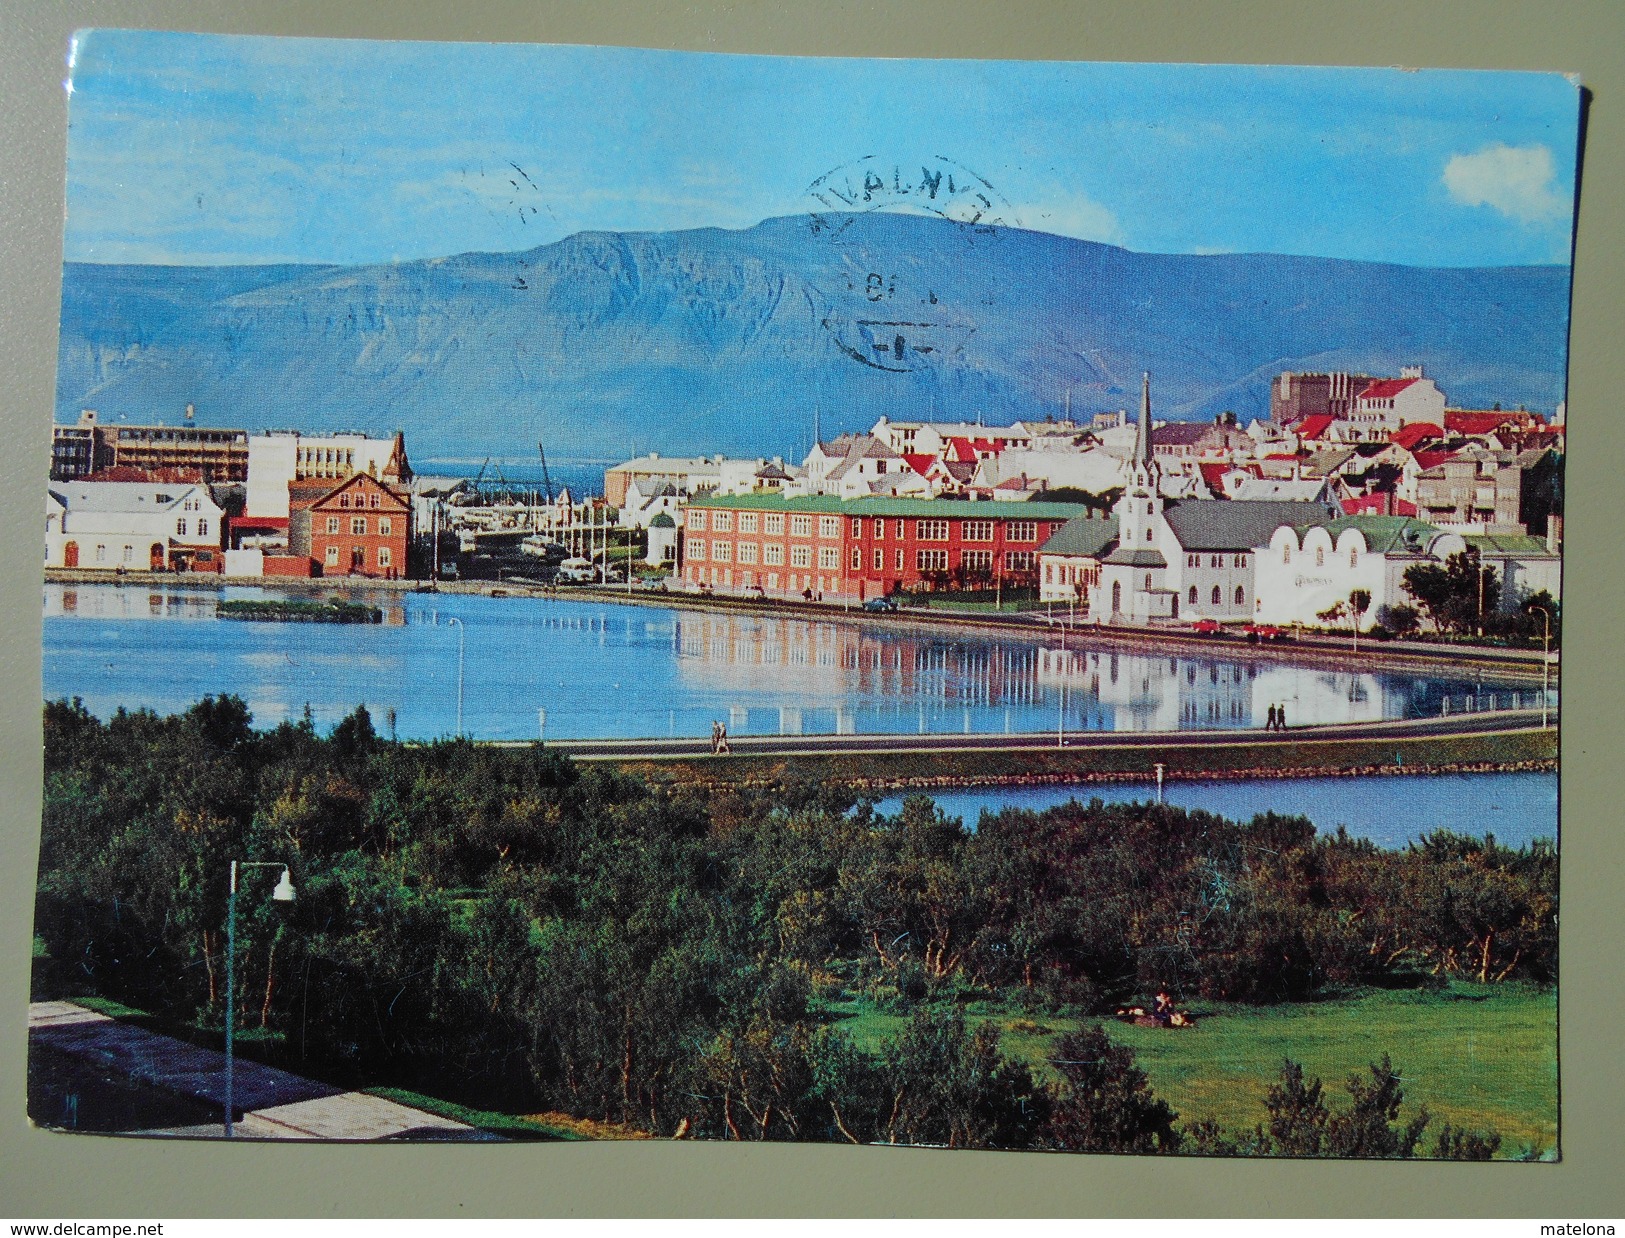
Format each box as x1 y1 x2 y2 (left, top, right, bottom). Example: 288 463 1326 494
1190 619 1223 635
1244 623 1287 642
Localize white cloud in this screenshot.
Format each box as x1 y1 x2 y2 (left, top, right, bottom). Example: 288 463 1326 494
1027 194 1124 245
1443 143 1569 224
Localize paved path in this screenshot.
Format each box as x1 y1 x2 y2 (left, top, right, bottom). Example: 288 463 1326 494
29 1000 483 1141
542 710 1554 761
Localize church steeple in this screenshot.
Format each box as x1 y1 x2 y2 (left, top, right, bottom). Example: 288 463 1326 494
1134 371 1153 468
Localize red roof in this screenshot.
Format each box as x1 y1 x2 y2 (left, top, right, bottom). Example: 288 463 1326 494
1341 493 1418 517
946 437 977 463
903 453 937 477
1197 461 1231 489
1358 378 1419 401
1389 423 1442 450
1296 414 1335 440
1446 409 1547 434
1263 452 1299 461
1412 450 1459 470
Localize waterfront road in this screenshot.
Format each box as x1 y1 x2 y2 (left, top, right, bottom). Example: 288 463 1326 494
536 709 1554 761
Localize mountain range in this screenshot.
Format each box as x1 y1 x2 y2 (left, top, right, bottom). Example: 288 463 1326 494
55 212 1572 462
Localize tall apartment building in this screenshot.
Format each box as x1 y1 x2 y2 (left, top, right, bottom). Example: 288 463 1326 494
1270 372 1381 426
245 430 411 518
50 409 249 482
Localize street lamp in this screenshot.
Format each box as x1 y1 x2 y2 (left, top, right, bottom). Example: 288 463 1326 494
224 860 295 1138
447 616 465 737
1529 603 1553 729
1154 761 1166 804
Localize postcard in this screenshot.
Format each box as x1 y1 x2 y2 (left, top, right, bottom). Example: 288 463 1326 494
32 32 1574 1156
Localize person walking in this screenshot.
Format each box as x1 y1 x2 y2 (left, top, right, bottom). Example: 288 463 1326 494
709 720 721 754
716 721 730 754
1276 703 1287 731
1265 703 1278 731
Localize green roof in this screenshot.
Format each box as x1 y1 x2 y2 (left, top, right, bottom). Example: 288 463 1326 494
1316 515 1444 554
685 493 1094 520
1466 533 1558 556
1039 513 1117 557
648 512 675 528
1102 548 1168 567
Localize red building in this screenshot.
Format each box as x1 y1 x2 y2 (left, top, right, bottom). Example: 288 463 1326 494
680 494 1090 600
289 472 412 579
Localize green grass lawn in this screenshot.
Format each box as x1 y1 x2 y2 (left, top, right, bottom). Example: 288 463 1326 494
822 982 1557 1156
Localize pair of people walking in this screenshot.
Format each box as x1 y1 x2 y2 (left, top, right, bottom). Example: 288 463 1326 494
1264 703 1289 732
709 720 730 754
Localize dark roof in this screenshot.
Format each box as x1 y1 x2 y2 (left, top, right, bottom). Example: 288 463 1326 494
1039 514 1117 558
1162 498 1341 550
1102 548 1168 567
648 512 676 528
1152 422 1208 446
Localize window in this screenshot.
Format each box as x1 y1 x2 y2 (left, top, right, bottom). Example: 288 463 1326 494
176 519 188 537
369 494 380 509
851 518 863 537
1350 547 1358 568
1005 551 1034 572
767 573 779 590
1211 555 1222 568
712 511 733 533
791 515 812 537
378 547 392 568
875 519 885 539
351 516 368 535
1189 586 1199 605
1145 527 1154 543
790 545 811 568
94 544 106 563
916 549 949 572
895 519 906 538
917 519 949 540
1235 586 1246 606
197 519 209 537
819 515 841 538
339 495 350 509
738 542 758 564
1212 585 1222 606
963 520 994 541
738 513 758 534
764 543 784 566
379 518 392 536
327 516 341 534
875 548 885 571
1315 547 1325 566
852 547 862 570
1187 554 1198 568
1006 521 1037 542
687 510 707 530
764 513 783 535
1144 573 1153 589
962 549 993 573
325 546 340 566
1235 554 1247 568
689 539 707 560
712 541 732 562
122 545 133 564
817 547 839 569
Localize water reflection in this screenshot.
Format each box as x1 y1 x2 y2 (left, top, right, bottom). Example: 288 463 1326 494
44 584 1505 742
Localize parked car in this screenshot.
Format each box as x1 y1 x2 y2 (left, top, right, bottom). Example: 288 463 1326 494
1190 618 1223 635
862 595 899 613
555 556 594 583
1243 623 1288 642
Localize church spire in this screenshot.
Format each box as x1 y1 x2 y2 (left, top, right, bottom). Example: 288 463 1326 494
1134 371 1153 467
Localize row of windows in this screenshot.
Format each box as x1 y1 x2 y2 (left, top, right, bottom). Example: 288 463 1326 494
336 492 386 509
692 539 1036 574
1191 585 1248 606
323 516 394 536
323 545 393 568
1185 553 1249 568
684 510 1040 542
1282 545 1357 567
175 519 209 538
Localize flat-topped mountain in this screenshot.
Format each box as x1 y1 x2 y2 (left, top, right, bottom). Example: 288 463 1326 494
56 212 1570 459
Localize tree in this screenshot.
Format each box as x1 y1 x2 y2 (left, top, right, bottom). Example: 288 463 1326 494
1324 1055 1429 1157
1348 589 1372 653
1045 1025 1181 1153
1402 550 1499 636
1265 1058 1328 1155
1376 603 1420 639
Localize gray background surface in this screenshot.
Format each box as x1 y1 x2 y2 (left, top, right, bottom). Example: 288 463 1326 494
1 0 1618 1219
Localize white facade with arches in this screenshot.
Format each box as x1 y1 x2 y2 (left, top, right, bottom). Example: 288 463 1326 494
1254 518 1466 630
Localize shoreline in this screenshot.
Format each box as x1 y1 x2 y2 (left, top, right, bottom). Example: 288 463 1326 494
43 568 1557 682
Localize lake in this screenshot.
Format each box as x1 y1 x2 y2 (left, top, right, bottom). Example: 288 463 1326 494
872 771 1558 850
44 583 1527 743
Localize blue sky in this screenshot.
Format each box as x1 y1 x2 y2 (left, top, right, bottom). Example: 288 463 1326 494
63 31 1581 268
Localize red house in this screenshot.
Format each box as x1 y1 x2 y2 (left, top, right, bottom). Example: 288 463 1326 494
289 472 411 578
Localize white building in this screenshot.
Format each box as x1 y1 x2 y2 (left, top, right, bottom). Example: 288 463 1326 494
246 430 410 519
970 445 1127 498
1091 375 1340 624
1256 516 1466 630
46 481 226 573
1349 367 1448 430
869 416 1032 458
